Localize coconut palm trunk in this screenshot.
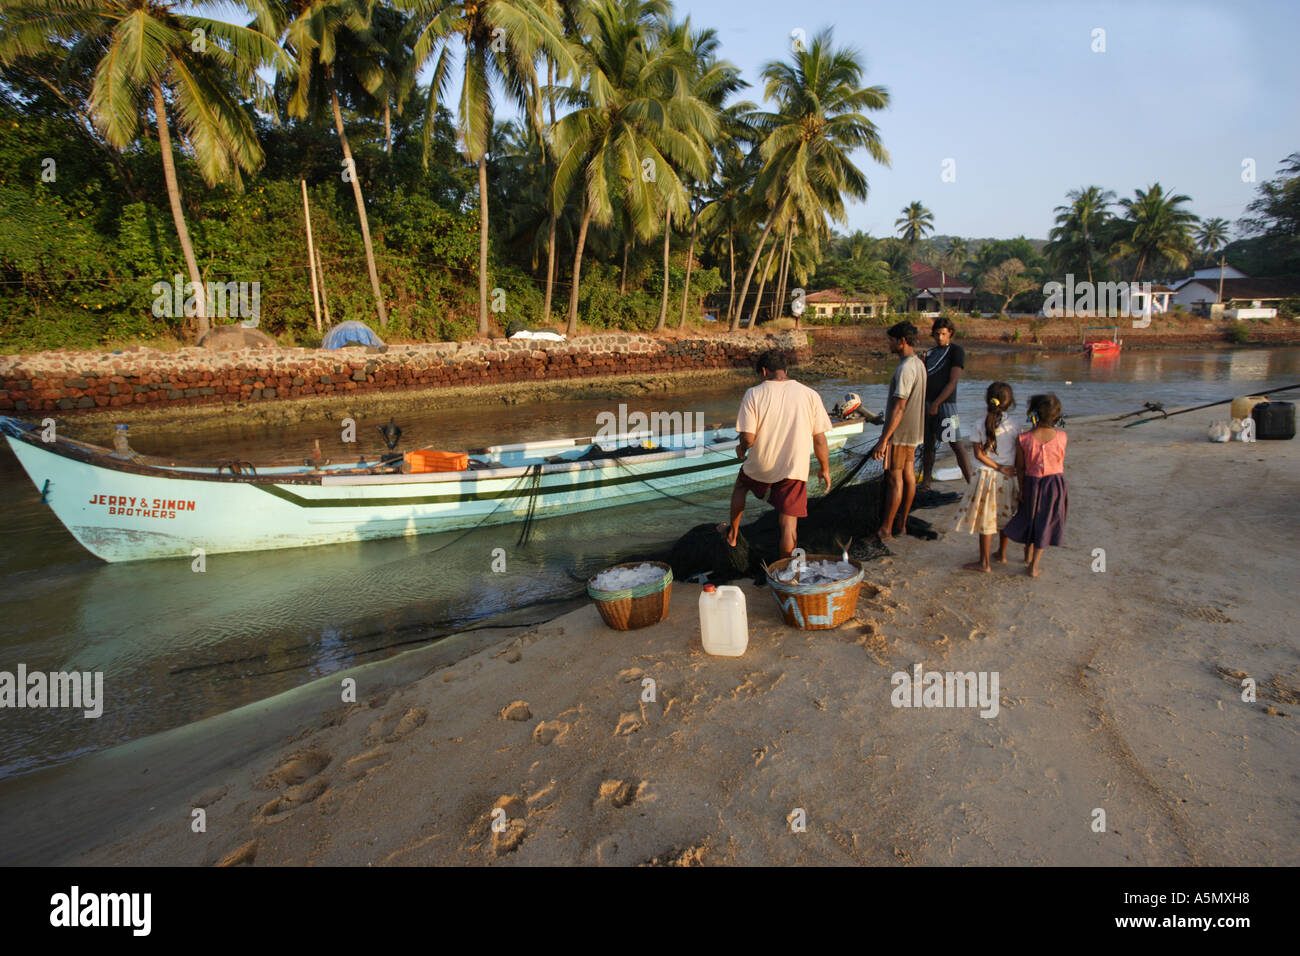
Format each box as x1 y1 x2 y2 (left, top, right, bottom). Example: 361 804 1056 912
678 206 699 328
543 218 558 321
656 209 672 331
731 200 783 330
477 154 490 334
542 62 558 323
566 201 593 336
384 101 392 154
749 233 780 325
330 81 388 327
726 227 736 324
152 83 208 341
1132 253 1147 283
620 241 629 293
773 227 792 321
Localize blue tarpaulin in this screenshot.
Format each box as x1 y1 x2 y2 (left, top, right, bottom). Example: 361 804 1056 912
321 320 384 350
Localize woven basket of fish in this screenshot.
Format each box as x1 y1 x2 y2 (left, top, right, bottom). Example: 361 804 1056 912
765 554 864 630
587 561 673 631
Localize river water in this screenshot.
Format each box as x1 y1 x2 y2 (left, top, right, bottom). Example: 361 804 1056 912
1 345 1296 778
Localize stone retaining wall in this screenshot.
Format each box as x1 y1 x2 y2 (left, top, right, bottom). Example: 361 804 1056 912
0 331 807 416
805 320 1300 350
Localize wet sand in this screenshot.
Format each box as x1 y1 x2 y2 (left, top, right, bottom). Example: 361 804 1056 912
3 405 1296 866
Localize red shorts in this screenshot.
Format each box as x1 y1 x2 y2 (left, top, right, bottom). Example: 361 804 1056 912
737 469 808 518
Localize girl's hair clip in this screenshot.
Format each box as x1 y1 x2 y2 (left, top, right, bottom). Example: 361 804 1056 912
990 398 1000 407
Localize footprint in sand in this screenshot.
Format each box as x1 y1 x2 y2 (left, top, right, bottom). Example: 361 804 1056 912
491 820 527 856
344 746 392 781
642 844 706 867
613 712 643 736
730 672 785 700
260 749 330 789
216 840 258 867
366 706 428 744
257 777 330 822
617 667 646 683
501 700 532 722
533 720 570 745
472 795 528 857
596 779 645 809
493 643 524 663
526 780 560 812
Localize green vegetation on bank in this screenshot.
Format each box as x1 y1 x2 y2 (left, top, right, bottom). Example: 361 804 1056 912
0 1 1295 354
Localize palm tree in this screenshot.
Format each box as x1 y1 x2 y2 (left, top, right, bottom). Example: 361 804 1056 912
0 0 282 340
279 0 394 326
405 0 575 336
537 0 583 324
927 237 966 312
1045 185 1115 283
550 0 712 337
367 3 413 154
1196 216 1230 255
638 17 721 332
652 19 743 330
699 144 758 324
894 201 933 247
1112 183 1199 281
729 28 889 331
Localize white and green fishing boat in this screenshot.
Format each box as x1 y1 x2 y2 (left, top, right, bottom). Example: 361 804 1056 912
1 415 864 563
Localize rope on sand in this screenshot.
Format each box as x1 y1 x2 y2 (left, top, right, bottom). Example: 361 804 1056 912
1123 383 1299 428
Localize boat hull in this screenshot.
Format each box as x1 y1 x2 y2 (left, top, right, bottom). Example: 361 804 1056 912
1086 342 1121 356
3 419 863 562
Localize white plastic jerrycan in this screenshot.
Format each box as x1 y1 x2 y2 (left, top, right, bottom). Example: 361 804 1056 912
699 584 748 656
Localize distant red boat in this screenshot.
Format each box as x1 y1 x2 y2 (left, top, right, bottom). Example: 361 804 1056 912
1083 326 1122 357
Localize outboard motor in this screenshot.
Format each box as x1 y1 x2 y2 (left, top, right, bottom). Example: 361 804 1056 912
377 418 403 451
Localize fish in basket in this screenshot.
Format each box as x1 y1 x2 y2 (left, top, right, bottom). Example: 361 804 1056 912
587 561 673 631
764 554 865 630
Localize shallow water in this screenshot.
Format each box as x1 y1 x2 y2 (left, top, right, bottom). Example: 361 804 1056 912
0 346 1296 778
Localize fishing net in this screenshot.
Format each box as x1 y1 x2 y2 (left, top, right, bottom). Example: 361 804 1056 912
667 441 961 585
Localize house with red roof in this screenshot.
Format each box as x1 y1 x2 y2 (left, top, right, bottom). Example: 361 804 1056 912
907 262 975 313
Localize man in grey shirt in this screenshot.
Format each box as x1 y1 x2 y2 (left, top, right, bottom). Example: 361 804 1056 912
868 320 927 540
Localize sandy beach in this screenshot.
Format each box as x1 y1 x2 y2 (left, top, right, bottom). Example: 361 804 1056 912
2 403 1295 866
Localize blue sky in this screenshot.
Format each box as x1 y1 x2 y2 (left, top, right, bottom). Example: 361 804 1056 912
205 0 1299 241
685 0 1299 240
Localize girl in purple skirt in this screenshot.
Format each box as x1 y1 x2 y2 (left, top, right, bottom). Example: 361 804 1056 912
1003 394 1068 578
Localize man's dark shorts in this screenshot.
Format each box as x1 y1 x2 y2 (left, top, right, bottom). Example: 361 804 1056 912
925 401 960 447
737 469 808 518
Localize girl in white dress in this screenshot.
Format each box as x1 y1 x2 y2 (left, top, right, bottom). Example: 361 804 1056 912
952 382 1019 571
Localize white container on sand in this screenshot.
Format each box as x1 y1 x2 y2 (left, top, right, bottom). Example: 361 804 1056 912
699 585 748 657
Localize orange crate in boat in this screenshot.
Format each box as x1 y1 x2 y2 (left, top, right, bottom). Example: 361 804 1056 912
402 449 469 474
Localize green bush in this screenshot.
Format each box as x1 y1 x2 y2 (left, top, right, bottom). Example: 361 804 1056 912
1225 323 1250 344
1279 295 1300 319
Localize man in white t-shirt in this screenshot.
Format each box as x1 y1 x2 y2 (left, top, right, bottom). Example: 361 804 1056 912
723 350 833 557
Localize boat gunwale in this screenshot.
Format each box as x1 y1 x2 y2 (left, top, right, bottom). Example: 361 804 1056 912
1 416 863 488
